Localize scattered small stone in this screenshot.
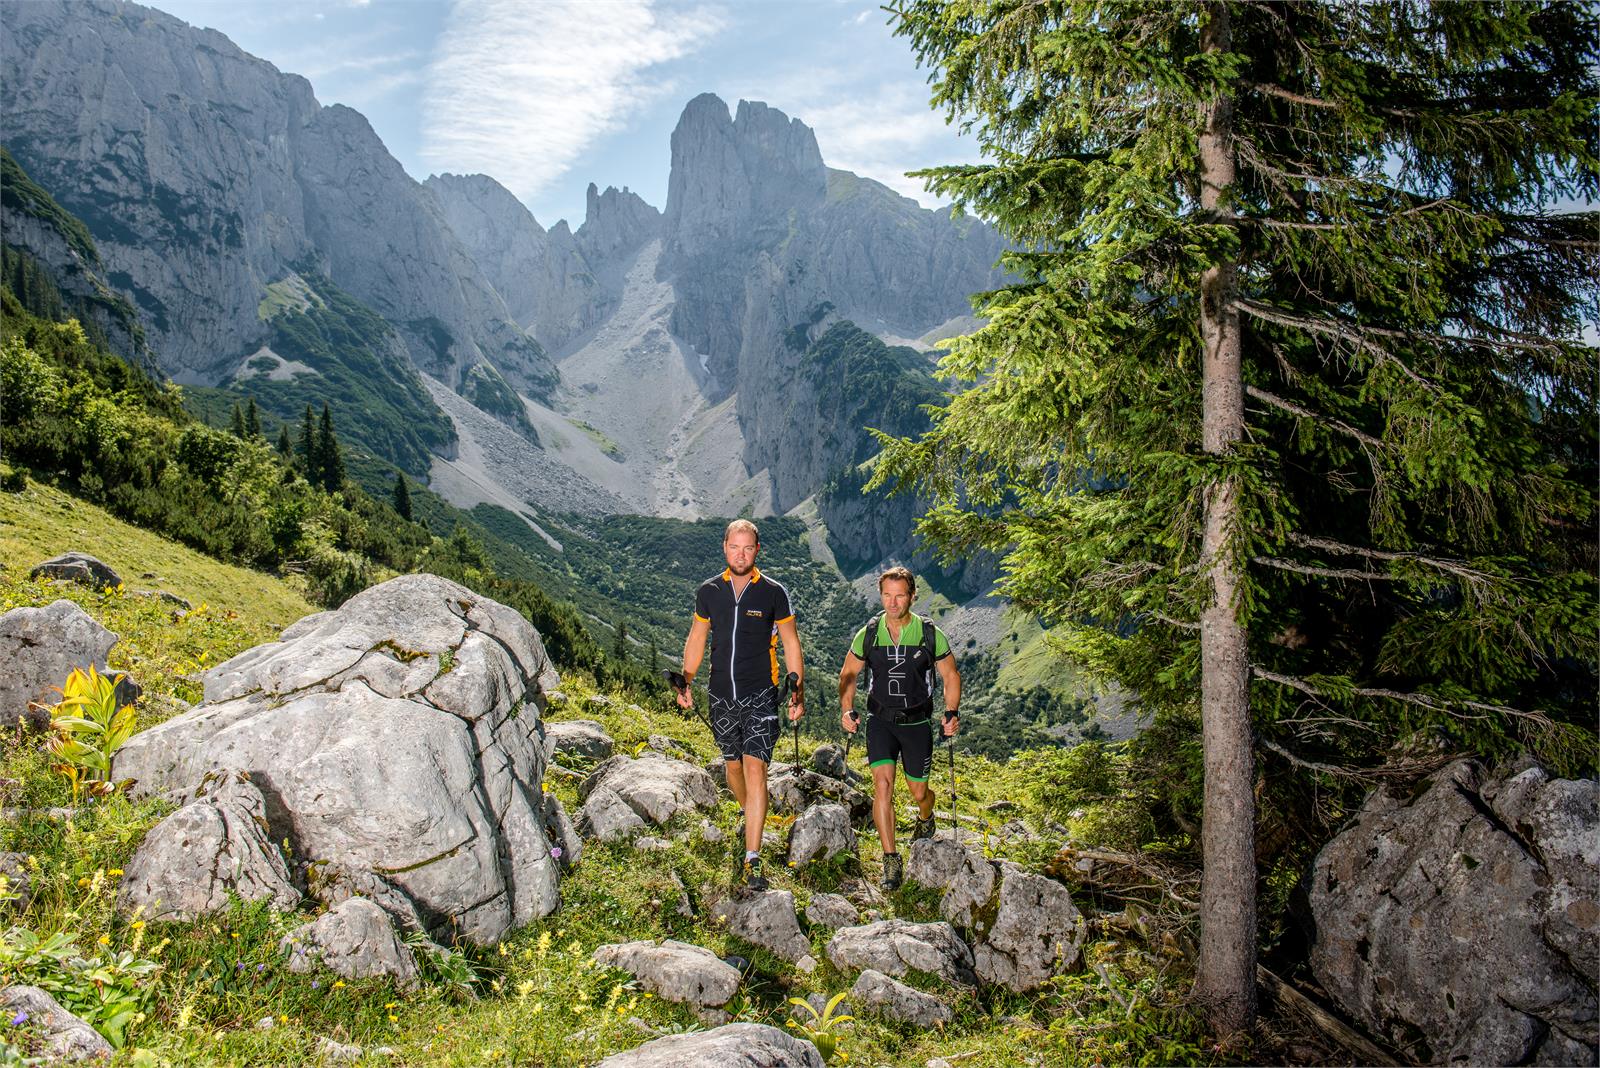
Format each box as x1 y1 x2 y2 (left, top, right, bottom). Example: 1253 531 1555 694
281 897 420 988
826 919 976 986
544 719 615 762
633 835 673 852
254 1015 275 1031
592 940 740 1010
700 820 726 845
316 1036 363 1063
787 802 853 868
796 954 818 974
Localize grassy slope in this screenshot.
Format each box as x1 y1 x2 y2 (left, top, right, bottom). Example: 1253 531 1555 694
0 481 1213 1068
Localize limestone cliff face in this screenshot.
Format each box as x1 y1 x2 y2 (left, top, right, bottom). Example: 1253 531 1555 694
660 94 1006 513
426 175 660 355
0 0 557 399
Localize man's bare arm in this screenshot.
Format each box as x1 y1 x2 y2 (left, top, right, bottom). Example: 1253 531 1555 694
776 617 805 719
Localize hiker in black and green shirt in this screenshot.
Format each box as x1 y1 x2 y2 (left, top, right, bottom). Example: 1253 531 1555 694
838 566 961 890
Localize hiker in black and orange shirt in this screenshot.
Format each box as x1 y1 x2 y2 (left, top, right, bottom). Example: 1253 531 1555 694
838 566 961 891
675 519 804 890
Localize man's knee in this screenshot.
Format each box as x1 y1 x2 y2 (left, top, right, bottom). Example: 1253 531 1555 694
906 779 930 803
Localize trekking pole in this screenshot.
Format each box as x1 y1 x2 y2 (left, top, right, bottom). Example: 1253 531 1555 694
783 672 801 767
843 710 859 776
663 669 713 734
943 711 958 835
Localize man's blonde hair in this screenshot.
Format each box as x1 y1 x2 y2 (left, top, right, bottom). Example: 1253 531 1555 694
878 566 916 596
724 519 760 544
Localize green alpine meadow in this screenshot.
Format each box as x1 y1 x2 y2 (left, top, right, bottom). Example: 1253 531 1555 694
0 1 1593 1066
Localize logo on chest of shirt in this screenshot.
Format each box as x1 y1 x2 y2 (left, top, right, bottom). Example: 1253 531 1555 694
744 609 765 619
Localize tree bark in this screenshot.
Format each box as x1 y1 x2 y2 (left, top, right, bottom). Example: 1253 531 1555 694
1192 0 1257 1036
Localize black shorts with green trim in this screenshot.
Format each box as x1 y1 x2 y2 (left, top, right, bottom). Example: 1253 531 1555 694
865 709 934 782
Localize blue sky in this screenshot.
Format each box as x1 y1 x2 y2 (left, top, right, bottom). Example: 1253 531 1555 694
151 0 983 229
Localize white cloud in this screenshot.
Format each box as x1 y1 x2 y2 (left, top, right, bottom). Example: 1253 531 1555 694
422 0 723 199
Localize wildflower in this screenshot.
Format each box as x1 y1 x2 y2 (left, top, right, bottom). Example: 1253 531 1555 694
108 868 123 877
97 935 110 945
256 964 266 973
236 962 245 972
279 1015 287 1024
385 1002 398 1009
131 920 145 930
498 943 508 957
230 932 240 939
77 877 91 888
9 1011 26 1027
549 845 563 859
311 981 320 990
333 980 346 989
388 1014 398 1023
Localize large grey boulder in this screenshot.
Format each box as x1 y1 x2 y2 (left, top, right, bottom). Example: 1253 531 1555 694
907 835 1086 992
29 551 121 591
592 940 740 1011
113 575 562 945
596 1023 822 1068
0 984 112 1062
117 771 299 921
0 600 139 730
788 803 853 868
826 919 975 987
543 719 615 763
710 890 812 964
1310 759 1598 1066
281 897 419 988
578 752 719 841
850 968 952 1027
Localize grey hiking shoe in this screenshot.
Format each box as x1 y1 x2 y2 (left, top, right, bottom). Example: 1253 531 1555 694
913 814 936 841
742 855 769 892
881 852 903 891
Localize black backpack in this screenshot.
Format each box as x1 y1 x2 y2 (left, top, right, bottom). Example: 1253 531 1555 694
859 612 941 702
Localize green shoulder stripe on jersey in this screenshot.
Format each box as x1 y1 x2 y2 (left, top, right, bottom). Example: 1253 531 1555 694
850 613 948 660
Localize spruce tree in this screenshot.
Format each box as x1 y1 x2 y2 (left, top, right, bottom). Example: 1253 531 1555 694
612 618 629 665
245 397 262 439
276 424 293 459
393 472 413 522
229 401 246 438
298 404 319 475
884 0 1597 1032
318 404 345 493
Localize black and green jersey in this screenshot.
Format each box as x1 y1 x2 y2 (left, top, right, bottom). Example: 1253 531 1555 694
694 567 794 701
849 613 951 716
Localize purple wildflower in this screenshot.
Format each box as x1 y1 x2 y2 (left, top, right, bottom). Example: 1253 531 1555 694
550 846 563 860
236 961 245 972
256 963 266 973
10 1010 27 1027
311 980 320 990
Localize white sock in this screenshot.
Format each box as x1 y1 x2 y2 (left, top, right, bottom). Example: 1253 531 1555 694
745 850 759 862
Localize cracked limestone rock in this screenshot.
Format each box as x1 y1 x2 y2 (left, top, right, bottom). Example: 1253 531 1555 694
1310 759 1599 1066
826 919 976 987
596 1022 823 1068
710 889 811 964
113 575 562 945
767 765 869 822
0 985 113 1062
0 599 140 731
787 803 854 868
592 940 740 1010
850 968 952 1027
804 893 859 931
281 897 420 988
577 752 719 841
29 551 122 591
907 835 1086 993
117 770 300 921
542 719 614 763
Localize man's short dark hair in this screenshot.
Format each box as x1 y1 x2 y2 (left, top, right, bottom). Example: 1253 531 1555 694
878 566 916 596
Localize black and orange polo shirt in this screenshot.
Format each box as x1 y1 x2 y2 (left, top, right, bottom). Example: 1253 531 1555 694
693 567 794 701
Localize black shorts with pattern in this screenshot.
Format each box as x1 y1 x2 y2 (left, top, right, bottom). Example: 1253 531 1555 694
709 685 780 764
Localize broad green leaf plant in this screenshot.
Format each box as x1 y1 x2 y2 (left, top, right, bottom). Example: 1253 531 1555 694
39 666 136 800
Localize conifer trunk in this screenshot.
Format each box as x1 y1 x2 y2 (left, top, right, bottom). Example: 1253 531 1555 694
1192 0 1257 1036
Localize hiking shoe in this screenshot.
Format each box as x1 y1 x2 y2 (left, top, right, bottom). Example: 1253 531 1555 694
742 856 769 892
913 814 936 841
881 852 903 891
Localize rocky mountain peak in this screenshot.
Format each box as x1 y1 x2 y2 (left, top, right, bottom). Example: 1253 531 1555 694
664 93 825 255
579 182 661 262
